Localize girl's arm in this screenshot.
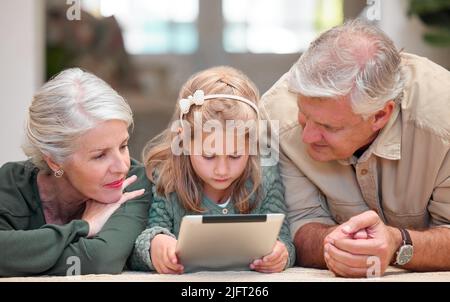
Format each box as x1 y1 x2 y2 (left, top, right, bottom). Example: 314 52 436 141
128 191 176 271
258 164 296 268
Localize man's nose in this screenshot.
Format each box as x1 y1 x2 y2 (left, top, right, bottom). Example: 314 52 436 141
302 121 322 144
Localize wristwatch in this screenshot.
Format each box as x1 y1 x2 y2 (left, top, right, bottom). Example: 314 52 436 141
394 228 414 266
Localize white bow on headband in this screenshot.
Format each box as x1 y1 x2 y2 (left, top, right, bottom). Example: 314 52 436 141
179 90 205 115
178 89 259 126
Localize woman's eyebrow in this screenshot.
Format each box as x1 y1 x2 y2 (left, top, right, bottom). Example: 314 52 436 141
89 136 130 153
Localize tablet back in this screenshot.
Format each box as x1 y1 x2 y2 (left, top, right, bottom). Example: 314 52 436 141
176 213 284 272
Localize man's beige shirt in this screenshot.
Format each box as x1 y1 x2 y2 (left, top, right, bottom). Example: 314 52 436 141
260 53 450 238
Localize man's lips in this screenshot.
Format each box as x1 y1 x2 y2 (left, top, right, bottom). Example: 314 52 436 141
104 178 125 189
311 143 328 150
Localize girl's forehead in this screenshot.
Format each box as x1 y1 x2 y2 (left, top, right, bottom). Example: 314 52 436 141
194 131 249 155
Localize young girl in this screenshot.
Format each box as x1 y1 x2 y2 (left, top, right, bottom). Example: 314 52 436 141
129 66 295 274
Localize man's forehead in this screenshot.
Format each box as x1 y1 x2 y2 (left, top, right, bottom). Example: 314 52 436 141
297 94 360 125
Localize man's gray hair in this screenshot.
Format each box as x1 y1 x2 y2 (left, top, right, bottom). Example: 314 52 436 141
22 68 133 171
288 19 405 117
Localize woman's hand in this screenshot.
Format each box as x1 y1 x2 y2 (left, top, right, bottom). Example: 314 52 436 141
82 175 145 237
151 234 184 274
250 240 288 273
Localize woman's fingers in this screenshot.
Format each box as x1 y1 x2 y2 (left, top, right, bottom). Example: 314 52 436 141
119 189 145 204
122 174 138 190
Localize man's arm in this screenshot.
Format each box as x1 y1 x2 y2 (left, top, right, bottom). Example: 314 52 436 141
397 227 450 271
294 223 336 268
327 211 450 278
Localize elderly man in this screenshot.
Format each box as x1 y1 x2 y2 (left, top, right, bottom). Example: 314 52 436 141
260 19 450 278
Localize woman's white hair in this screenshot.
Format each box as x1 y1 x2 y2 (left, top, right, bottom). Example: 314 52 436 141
22 68 133 171
288 19 406 118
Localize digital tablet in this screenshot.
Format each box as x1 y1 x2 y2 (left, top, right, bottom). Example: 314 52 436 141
175 213 285 272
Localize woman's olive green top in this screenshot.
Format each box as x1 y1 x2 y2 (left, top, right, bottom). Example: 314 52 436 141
0 159 151 277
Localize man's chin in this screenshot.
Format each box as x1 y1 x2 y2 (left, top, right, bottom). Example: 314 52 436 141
306 147 333 162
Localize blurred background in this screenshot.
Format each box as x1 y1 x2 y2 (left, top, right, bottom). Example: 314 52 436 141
1 0 449 165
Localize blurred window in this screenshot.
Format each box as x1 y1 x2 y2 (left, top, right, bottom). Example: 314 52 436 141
82 0 343 55
82 0 198 54
223 0 343 53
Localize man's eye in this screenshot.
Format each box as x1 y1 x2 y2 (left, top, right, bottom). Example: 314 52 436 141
324 125 340 132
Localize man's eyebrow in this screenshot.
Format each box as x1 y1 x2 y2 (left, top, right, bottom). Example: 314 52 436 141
297 102 341 129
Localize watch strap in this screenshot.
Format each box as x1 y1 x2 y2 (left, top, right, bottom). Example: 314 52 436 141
399 228 412 246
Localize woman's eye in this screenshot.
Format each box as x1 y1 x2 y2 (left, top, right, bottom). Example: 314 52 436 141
93 153 105 160
229 155 242 159
202 154 215 159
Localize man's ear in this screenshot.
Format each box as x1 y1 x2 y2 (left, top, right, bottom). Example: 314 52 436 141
372 100 395 131
43 155 61 173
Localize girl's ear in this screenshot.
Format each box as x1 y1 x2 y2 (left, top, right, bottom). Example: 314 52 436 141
43 155 62 173
372 100 395 132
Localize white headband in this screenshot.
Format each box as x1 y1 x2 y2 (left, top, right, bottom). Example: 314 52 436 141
178 89 259 126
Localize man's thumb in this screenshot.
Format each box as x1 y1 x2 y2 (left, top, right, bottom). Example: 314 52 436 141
341 210 379 234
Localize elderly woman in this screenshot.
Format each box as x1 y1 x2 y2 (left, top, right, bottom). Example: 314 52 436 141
0 68 151 277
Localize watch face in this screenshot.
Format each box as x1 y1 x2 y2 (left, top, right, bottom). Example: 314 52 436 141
397 245 414 265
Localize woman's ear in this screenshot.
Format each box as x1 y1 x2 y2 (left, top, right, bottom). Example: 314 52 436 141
372 100 396 131
43 155 61 173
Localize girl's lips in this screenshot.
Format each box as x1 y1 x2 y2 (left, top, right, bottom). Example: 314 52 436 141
213 178 230 183
104 178 125 189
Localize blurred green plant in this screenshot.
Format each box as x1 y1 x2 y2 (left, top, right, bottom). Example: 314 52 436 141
408 0 450 47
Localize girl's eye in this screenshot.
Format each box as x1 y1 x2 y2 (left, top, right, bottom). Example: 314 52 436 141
202 154 215 160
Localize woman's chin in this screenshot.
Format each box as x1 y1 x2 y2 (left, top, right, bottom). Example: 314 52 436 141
95 192 124 204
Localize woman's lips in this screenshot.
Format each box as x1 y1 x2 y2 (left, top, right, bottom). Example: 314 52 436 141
104 178 125 189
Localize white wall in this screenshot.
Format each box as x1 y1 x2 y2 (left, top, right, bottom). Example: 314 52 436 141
0 0 44 165
378 0 450 69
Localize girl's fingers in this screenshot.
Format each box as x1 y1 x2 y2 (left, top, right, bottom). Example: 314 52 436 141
165 249 184 273
253 259 285 273
252 252 288 271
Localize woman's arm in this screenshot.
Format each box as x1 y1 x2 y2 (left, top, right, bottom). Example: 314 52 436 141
0 218 89 277
0 194 150 277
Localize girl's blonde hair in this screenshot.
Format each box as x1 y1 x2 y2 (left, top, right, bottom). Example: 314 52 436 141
144 66 261 213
